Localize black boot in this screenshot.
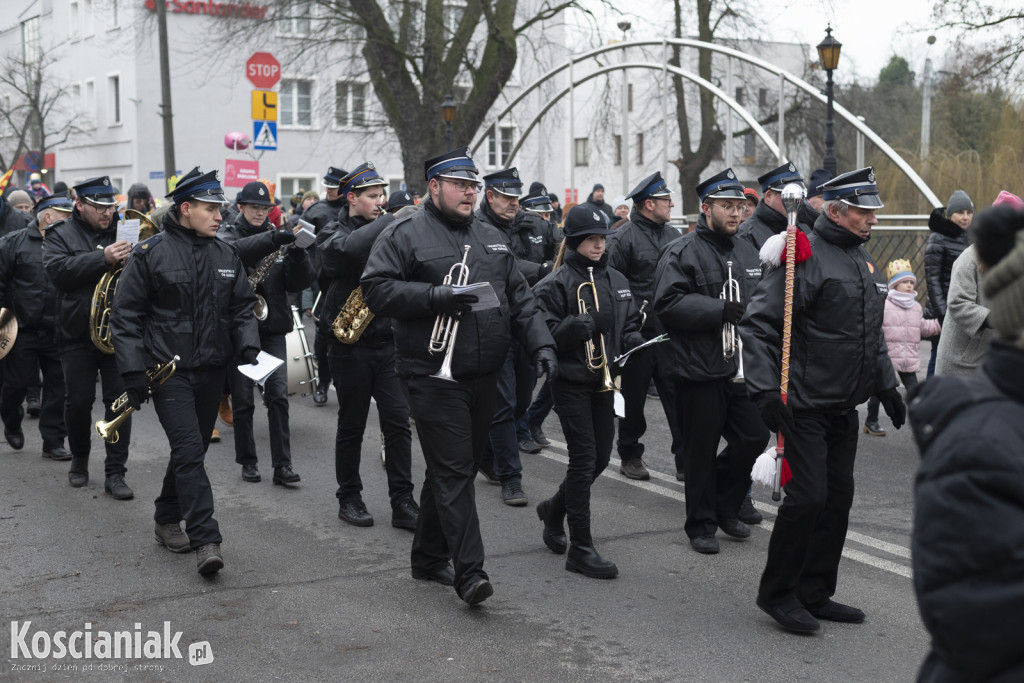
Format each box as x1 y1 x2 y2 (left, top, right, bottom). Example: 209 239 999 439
68 457 88 487
566 527 618 579
536 495 567 554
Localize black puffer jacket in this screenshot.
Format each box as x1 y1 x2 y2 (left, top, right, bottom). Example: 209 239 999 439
910 340 1024 683
110 213 260 373
607 209 682 338
512 211 557 264
218 214 314 335
0 198 31 238
737 199 812 251
318 206 397 347
533 249 643 385
740 212 898 410
361 197 554 380
654 215 763 382
41 209 121 349
924 207 970 321
303 197 346 234
0 224 59 331
476 201 547 285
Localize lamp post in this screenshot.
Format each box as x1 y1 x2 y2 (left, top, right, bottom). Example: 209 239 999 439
441 93 456 149
617 20 631 195
816 26 842 176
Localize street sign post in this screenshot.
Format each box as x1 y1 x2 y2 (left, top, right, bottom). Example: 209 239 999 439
251 90 277 121
253 120 278 150
245 52 280 89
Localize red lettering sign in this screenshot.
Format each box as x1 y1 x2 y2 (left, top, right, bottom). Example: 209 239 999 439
246 52 280 89
143 0 269 19
225 159 260 187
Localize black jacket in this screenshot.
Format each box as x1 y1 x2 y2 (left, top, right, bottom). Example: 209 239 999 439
0 223 59 331
513 211 557 264
924 207 970 321
476 202 547 285
654 215 763 382
737 200 812 251
303 197 346 234
607 209 682 338
41 210 121 349
109 214 260 374
533 249 643 385
739 212 898 410
361 197 555 379
0 198 31 238
318 206 397 347
910 340 1024 683
218 214 314 335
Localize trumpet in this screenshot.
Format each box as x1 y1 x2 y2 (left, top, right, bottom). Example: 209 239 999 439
577 266 617 393
721 260 745 383
95 355 179 444
428 245 471 382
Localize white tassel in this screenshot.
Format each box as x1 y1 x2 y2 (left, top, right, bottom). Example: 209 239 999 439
751 445 778 487
759 232 786 268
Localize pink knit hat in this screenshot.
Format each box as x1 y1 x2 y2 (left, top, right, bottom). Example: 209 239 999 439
993 191 1024 211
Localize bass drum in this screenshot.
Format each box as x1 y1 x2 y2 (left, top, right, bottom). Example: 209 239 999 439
285 305 318 396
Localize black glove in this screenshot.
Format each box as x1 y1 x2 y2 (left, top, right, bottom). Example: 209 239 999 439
429 285 478 315
122 372 149 412
752 392 794 439
241 348 260 366
591 309 614 334
878 388 906 430
722 300 745 325
533 347 558 379
536 262 552 280
271 229 297 247
571 314 596 342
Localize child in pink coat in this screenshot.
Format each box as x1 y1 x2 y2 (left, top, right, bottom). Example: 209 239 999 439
864 259 941 436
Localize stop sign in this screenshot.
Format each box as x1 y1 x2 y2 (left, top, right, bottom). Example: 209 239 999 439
246 52 281 89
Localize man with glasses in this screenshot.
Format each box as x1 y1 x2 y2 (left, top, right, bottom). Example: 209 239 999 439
361 147 557 607
606 172 685 481
653 168 769 554
42 177 135 498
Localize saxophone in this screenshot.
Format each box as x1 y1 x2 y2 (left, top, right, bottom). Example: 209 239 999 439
332 286 374 343
248 246 286 321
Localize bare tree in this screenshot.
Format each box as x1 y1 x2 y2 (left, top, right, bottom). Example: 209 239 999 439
931 1 1024 81
0 50 77 175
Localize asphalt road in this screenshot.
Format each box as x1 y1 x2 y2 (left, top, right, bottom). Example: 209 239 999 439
0 352 931 682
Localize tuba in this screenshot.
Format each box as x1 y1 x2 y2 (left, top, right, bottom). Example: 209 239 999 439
95 355 179 443
428 245 471 382
332 286 374 343
89 210 159 354
576 266 617 393
721 260 745 383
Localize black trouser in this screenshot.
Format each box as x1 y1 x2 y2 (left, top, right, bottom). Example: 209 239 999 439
676 378 769 538
866 371 919 421
550 379 615 529
405 373 497 598
618 346 684 465
61 344 129 477
153 367 224 549
480 344 532 483
758 408 859 607
1 328 66 450
230 332 291 468
329 342 413 506
314 325 332 392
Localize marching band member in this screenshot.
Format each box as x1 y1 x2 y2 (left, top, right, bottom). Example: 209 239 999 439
318 163 418 530
42 177 134 498
361 147 557 606
654 169 769 555
111 167 261 575
532 205 644 579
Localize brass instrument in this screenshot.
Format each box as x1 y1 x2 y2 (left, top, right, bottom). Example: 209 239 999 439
576 266 617 393
95 355 179 443
332 286 374 343
0 307 18 360
248 245 288 321
721 260 745 383
428 245 471 382
89 210 159 354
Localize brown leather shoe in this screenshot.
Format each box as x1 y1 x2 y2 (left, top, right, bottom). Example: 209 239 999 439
210 427 221 443
619 458 650 480
155 522 190 553
196 543 223 575
218 395 233 426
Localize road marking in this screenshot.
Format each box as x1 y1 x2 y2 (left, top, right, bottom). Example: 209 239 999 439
537 438 913 578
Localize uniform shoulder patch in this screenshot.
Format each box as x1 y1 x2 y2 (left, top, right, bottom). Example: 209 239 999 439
133 233 163 253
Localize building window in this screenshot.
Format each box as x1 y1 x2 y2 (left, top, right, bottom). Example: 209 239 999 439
636 132 644 166
486 125 514 167
734 86 743 105
21 17 41 62
574 138 589 167
69 1 80 40
84 0 95 37
442 2 464 35
744 133 755 164
278 175 317 200
84 79 96 128
110 0 119 28
280 79 313 127
758 87 768 109
627 84 633 112
107 74 121 125
334 81 366 127
614 135 621 166
277 0 312 36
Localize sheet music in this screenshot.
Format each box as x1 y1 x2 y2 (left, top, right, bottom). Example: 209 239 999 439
452 282 500 311
117 219 141 247
613 333 669 367
237 351 284 386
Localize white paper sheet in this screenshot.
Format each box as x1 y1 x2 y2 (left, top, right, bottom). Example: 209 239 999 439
293 225 316 249
237 351 284 386
452 282 500 311
117 219 141 247
613 333 669 367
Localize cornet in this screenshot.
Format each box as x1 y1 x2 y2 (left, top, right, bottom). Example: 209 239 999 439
428 245 471 382
577 267 617 393
721 260 745 383
95 355 180 443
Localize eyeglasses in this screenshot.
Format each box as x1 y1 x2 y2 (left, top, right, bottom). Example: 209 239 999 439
710 202 746 215
83 199 117 213
440 178 481 194
243 205 271 214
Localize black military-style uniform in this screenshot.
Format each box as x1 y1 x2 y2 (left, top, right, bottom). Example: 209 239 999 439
606 209 684 466
361 197 555 598
302 197 346 234
42 209 130 480
737 200 812 251
740 211 898 607
533 249 643 529
111 212 260 548
319 206 415 511
0 222 67 451
219 213 314 473
476 201 549 285
654 215 770 540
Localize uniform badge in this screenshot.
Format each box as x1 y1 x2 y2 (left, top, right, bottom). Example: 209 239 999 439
103 178 110 185
788 163 795 172
592 212 600 222
259 188 265 196
366 161 375 170
465 149 473 160
512 169 519 178
866 261 875 274
727 171 735 179
868 170 875 182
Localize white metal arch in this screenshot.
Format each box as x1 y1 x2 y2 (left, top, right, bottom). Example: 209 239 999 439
471 38 940 207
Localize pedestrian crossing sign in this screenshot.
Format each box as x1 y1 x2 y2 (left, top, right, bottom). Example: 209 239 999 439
253 120 278 150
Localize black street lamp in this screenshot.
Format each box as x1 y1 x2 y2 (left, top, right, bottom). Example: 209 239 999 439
441 93 457 149
816 26 842 176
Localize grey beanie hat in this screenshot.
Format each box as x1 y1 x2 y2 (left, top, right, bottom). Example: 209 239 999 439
983 231 1024 341
947 190 974 216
